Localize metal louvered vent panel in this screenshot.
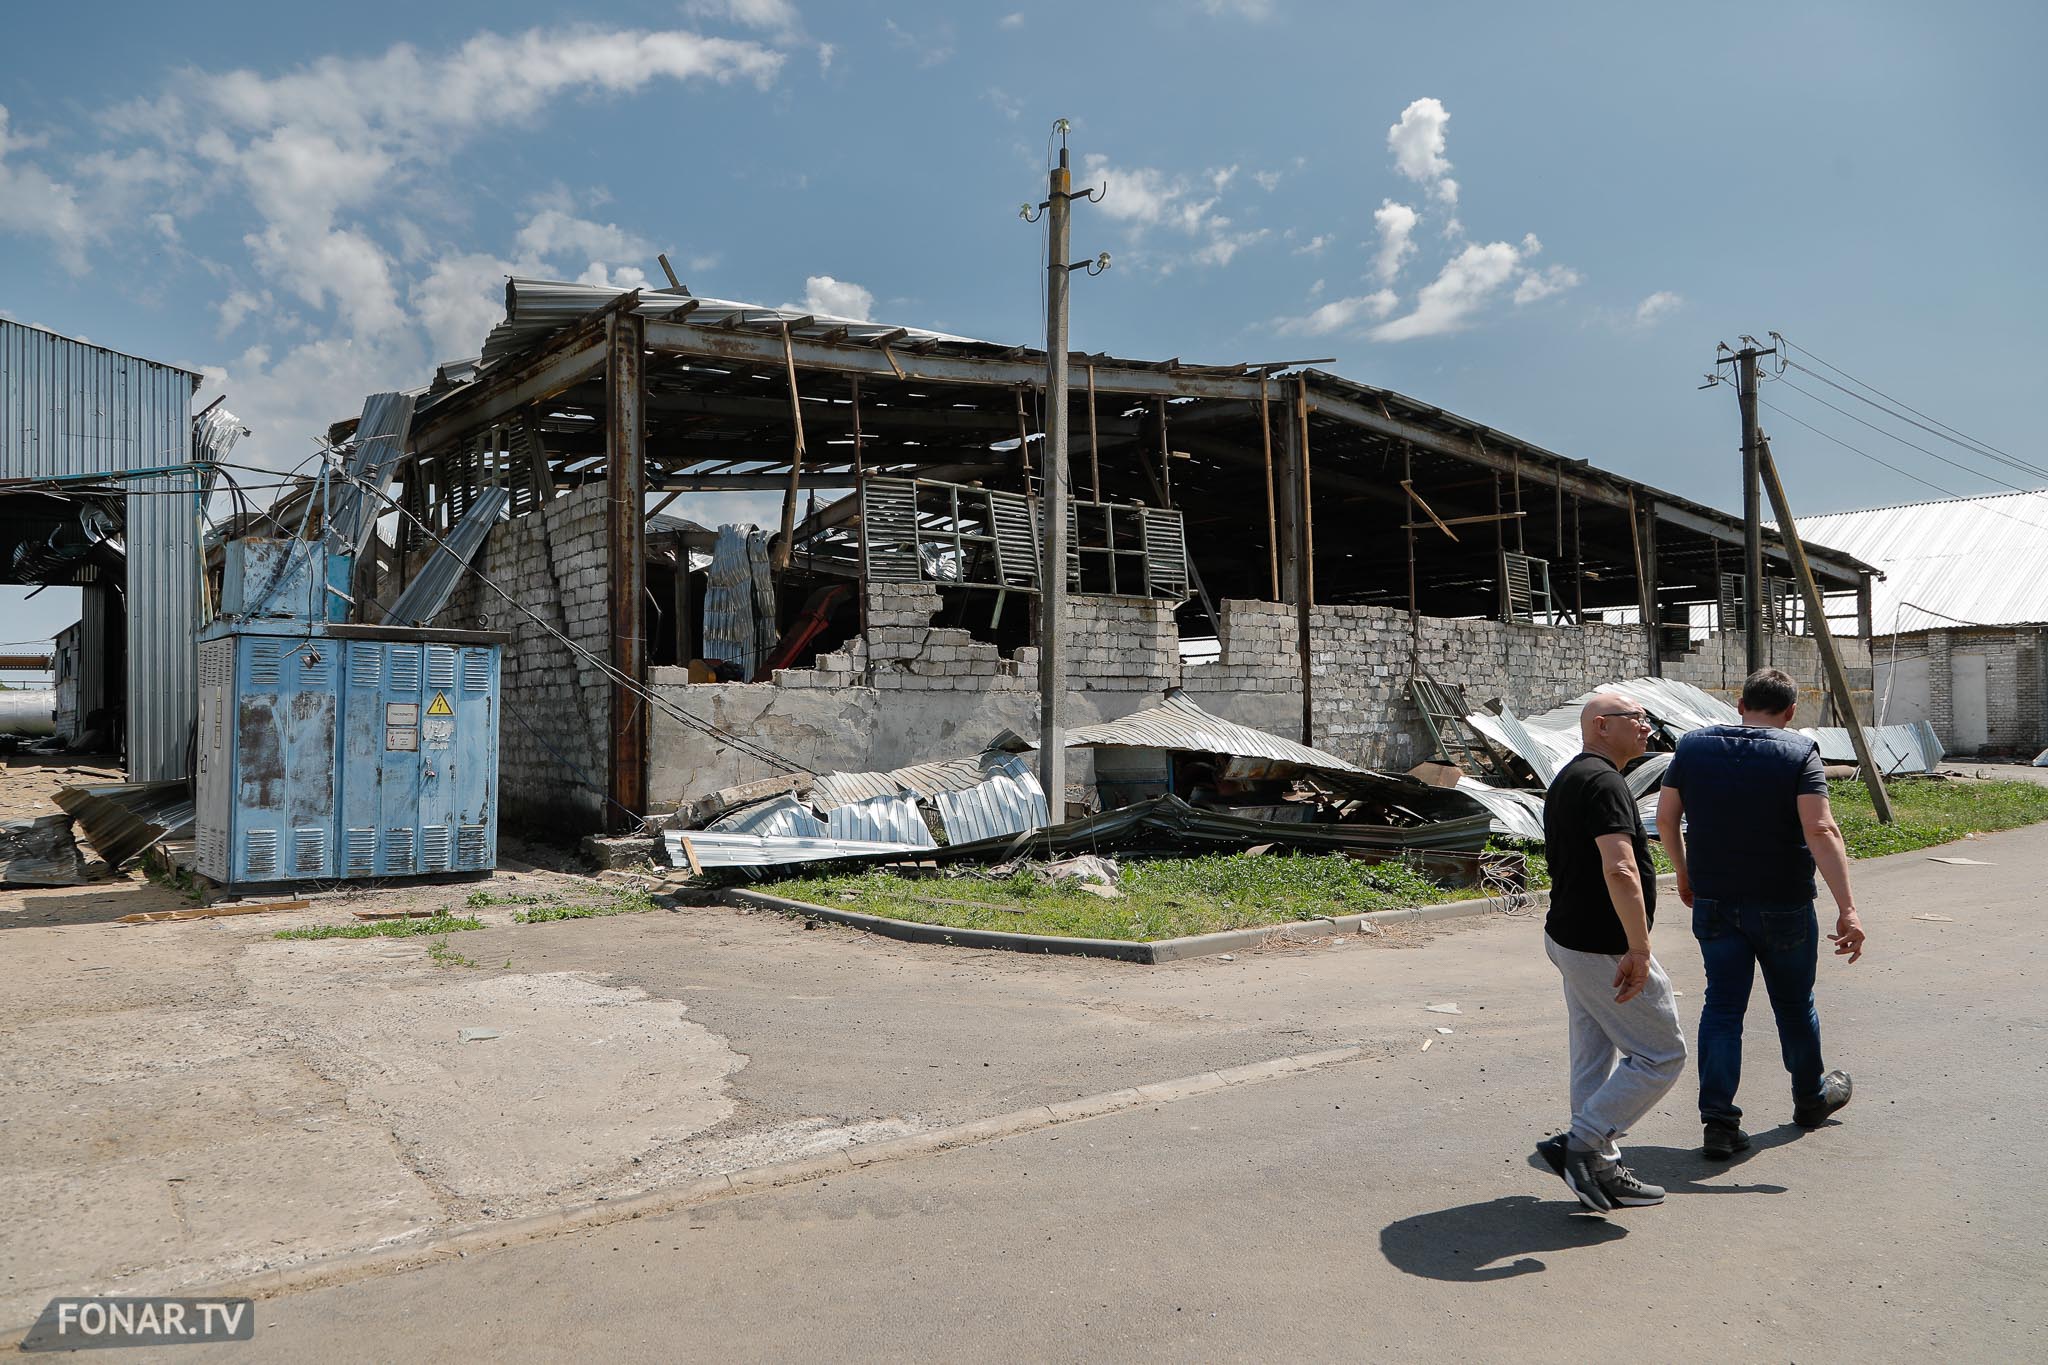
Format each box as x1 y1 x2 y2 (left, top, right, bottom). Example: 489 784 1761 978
347 643 383 689
248 640 283 686
426 647 458 691
294 827 327 875
1065 502 1083 591
245 829 279 878
461 649 491 692
421 825 453 871
1502 552 1551 624
389 648 421 693
458 825 488 868
860 479 922 582
385 827 415 871
988 491 1040 589
1140 509 1190 600
345 827 376 874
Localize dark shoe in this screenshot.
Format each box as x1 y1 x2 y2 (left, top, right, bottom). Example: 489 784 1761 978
1536 1134 1569 1177
1560 1145 1614 1213
1593 1164 1667 1207
1702 1123 1752 1160
1793 1069 1853 1128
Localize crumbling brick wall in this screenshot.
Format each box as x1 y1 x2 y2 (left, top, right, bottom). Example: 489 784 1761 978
434 483 612 831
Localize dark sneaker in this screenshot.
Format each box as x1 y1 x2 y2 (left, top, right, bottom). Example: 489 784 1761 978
1535 1134 1568 1177
1594 1164 1666 1207
1560 1145 1614 1213
1793 1069 1854 1128
1702 1123 1752 1160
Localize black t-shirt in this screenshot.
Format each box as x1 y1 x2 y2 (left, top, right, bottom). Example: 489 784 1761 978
1543 751 1656 954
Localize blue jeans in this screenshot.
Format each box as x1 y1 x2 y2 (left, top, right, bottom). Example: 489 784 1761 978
1692 898 1826 1126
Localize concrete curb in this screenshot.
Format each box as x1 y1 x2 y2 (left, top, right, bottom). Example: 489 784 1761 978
723 872 1679 964
2 1045 1364 1339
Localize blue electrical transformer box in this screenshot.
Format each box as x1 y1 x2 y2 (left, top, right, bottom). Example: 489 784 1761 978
195 623 506 888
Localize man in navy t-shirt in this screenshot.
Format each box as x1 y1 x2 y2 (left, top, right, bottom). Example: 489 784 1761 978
1656 667 1867 1159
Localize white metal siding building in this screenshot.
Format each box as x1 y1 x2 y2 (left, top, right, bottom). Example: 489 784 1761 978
2 319 203 780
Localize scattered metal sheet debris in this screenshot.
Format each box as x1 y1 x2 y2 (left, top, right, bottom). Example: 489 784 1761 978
0 814 90 886
708 794 828 839
663 829 923 869
824 792 936 849
385 485 510 625
932 755 1049 844
51 780 193 871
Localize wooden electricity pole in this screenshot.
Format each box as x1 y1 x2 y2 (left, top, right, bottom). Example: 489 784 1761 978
1757 434 1895 823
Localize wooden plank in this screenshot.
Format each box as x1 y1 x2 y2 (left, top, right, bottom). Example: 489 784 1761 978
119 899 310 925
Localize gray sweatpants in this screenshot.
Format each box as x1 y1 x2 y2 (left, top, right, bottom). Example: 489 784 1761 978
1545 933 1688 1165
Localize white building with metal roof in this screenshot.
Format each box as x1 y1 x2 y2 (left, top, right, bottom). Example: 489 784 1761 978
1798 489 2048 756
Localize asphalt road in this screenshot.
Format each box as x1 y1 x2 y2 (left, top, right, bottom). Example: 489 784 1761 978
170 824 2048 1361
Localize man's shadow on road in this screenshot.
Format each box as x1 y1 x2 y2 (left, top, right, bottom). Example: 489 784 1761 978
1379 1126 1804 1282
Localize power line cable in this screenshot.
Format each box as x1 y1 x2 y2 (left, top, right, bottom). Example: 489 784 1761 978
1757 401 2048 536
220 457 818 777
1781 361 2048 484
1774 378 2042 496
1772 331 2040 477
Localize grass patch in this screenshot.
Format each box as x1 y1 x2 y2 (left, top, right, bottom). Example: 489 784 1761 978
511 889 658 923
275 913 485 941
1830 776 2048 858
761 852 1459 943
426 936 479 969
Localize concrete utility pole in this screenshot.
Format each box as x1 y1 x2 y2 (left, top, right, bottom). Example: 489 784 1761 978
1028 122 1106 819
1720 341 1775 674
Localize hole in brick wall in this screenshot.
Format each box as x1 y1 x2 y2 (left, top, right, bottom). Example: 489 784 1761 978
929 586 1035 657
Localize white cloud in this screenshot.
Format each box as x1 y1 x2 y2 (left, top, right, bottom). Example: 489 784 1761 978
1387 97 1458 209
1371 200 1418 284
801 275 876 321
1372 239 1526 341
1293 233 1331 257
684 0 804 42
0 26 784 467
817 43 836 73
999 12 1026 29
1514 264 1582 306
886 18 956 67
1252 169 1281 192
1081 152 1266 270
1634 290 1684 325
1273 291 1398 336
1308 278 1325 298
1202 0 1277 17
514 207 651 264
985 86 1025 121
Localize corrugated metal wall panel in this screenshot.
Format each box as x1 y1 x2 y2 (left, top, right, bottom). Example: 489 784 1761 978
2 320 202 780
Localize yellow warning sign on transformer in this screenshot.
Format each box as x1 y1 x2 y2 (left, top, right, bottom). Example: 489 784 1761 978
426 691 454 717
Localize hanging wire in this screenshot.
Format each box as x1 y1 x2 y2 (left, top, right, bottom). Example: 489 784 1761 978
219 457 819 775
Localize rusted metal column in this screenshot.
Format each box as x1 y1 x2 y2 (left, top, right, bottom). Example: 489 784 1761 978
1856 572 1874 639
1293 380 1315 746
1155 398 1174 506
1404 444 1420 651
606 310 648 832
1260 376 1280 601
1641 498 1661 676
1493 471 1507 622
773 322 808 570
1087 364 1102 502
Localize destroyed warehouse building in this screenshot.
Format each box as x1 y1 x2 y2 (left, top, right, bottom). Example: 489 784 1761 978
309 279 1882 834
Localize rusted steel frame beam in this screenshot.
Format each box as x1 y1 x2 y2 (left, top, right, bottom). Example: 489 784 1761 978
414 307 627 452
1404 443 1420 650
773 322 809 570
1307 383 1869 590
1259 376 1280 601
606 311 648 832
1400 480 1460 542
1294 379 1316 746
1087 364 1102 501
641 320 1268 401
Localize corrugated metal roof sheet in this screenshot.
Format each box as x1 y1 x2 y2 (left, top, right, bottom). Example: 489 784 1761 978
667 829 919 868
824 792 935 848
1795 490 2048 632
708 794 827 838
933 755 1049 844
475 279 990 372
1049 692 1367 773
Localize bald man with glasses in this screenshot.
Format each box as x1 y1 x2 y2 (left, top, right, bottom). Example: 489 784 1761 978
1534 693 1688 1213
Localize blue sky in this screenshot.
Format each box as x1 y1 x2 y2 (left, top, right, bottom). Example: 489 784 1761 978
4 0 2044 646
